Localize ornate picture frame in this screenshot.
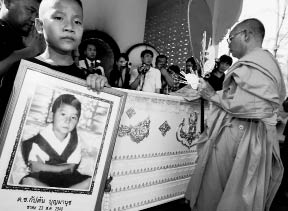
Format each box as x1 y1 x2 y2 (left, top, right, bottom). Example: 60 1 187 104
0 59 127 211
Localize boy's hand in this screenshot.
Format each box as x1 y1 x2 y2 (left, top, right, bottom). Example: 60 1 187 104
29 156 45 173
86 73 111 92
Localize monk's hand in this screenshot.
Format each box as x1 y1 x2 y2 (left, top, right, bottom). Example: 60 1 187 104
86 73 111 93
198 78 216 100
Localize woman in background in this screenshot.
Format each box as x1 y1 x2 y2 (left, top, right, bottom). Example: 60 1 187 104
109 53 131 89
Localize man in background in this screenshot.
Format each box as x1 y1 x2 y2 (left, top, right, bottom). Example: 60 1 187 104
78 39 105 76
155 54 184 94
130 49 161 93
0 0 44 121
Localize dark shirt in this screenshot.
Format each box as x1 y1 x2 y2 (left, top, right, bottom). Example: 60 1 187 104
204 72 225 91
27 58 87 80
109 66 130 89
80 58 104 76
0 19 26 121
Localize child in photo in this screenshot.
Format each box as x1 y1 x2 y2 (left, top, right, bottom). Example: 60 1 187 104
21 94 91 189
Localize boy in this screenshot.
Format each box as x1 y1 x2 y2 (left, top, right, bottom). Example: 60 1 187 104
32 0 108 91
21 94 91 189
78 39 105 76
203 54 232 91
129 49 161 93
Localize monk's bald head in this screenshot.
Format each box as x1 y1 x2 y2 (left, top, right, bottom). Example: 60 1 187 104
234 18 265 43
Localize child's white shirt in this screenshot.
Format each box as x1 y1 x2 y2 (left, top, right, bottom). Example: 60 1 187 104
28 124 81 164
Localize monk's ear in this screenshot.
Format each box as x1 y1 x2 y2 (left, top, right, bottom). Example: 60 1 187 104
35 18 44 34
243 30 251 42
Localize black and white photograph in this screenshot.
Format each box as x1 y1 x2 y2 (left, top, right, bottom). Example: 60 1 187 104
0 0 288 210
0 60 126 211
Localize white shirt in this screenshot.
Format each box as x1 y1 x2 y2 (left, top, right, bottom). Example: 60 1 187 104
130 66 161 93
28 124 81 164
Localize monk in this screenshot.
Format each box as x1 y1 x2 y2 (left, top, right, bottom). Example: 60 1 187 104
185 18 286 211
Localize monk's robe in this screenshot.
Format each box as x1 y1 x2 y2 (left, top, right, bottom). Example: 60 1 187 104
185 48 286 211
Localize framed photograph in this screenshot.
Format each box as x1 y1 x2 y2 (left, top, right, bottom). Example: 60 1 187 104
0 60 127 211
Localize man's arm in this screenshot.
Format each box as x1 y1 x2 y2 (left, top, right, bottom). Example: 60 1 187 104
0 47 40 76
0 27 44 77
130 75 142 90
129 68 141 90
155 68 162 93
160 68 175 87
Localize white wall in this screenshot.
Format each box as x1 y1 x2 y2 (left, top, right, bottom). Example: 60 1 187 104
82 0 148 52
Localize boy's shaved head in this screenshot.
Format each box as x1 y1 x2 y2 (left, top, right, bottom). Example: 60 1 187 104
35 0 84 64
38 0 53 18
39 0 83 19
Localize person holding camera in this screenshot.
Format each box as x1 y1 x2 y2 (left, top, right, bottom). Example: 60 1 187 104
109 53 131 89
129 49 161 93
78 39 105 76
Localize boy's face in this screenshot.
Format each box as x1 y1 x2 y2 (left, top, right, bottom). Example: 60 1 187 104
141 54 153 65
85 44 97 60
218 62 231 73
53 104 79 140
36 0 83 54
8 0 40 36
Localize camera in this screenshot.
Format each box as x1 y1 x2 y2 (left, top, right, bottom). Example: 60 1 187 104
94 60 101 68
138 64 150 74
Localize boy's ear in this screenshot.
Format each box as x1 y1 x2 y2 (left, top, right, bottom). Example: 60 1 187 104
35 18 44 34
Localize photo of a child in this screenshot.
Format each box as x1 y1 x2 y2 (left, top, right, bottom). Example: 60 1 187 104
20 94 91 189
0 59 126 210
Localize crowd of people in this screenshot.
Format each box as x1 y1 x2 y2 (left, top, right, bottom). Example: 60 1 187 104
0 0 288 210
0 0 232 103
76 39 213 95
